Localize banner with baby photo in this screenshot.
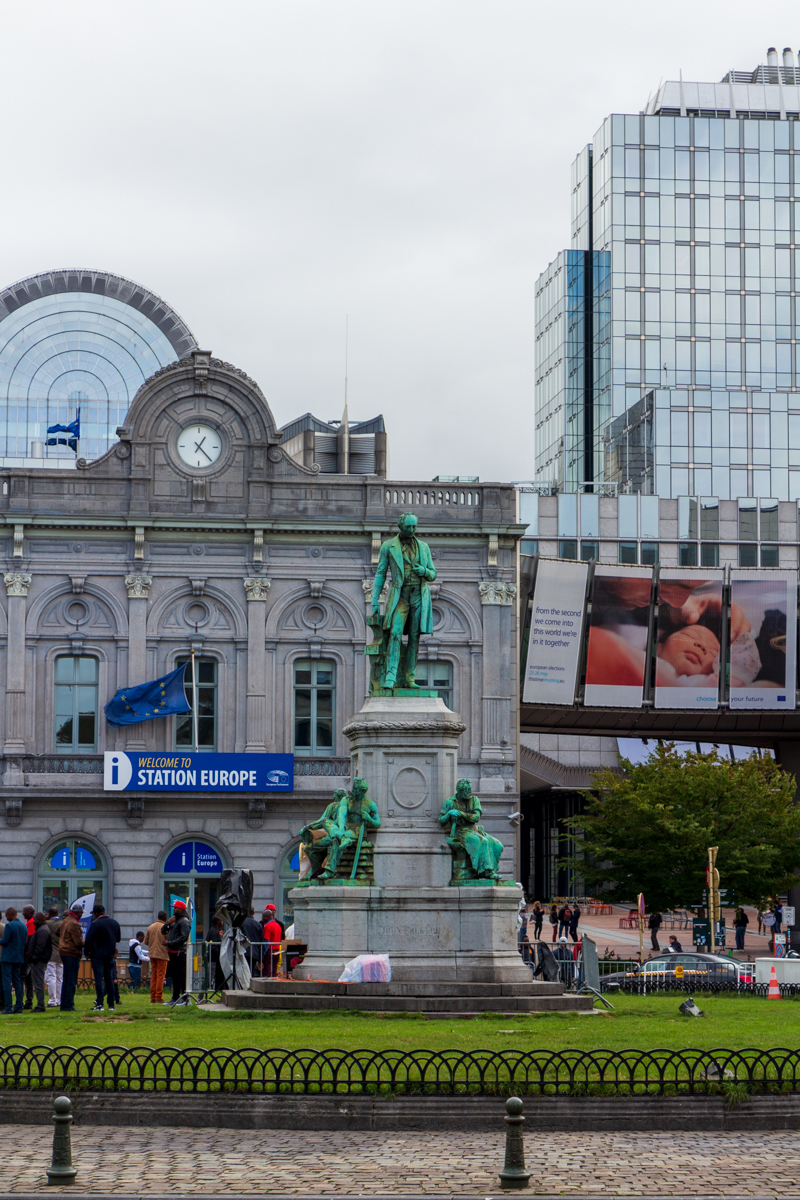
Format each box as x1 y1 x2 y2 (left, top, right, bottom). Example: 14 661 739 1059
653 568 724 710
584 565 654 707
728 572 796 711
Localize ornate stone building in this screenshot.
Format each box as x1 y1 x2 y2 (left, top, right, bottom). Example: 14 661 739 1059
0 349 522 938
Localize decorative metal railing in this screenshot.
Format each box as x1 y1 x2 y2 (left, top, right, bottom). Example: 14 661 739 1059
293 758 351 777
2 1045 800 1095
21 755 103 774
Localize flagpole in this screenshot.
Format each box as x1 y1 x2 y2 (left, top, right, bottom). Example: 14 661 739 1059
190 646 199 752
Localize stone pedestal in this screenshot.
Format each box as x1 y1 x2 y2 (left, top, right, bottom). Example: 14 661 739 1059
291 694 533 985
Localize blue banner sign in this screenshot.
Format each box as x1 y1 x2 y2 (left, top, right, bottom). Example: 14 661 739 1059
103 751 294 792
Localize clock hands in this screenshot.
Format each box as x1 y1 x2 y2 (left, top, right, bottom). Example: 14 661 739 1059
194 437 213 463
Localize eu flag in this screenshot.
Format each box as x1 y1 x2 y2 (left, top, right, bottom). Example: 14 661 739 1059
104 663 192 727
46 409 81 453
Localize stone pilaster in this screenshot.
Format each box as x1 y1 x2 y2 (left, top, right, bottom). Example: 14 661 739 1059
244 577 271 751
3 571 31 761
125 573 152 750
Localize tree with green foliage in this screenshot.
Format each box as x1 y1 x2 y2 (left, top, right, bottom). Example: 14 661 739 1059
566 744 800 912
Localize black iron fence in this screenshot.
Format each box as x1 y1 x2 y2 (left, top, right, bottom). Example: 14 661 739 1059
3 1045 800 1096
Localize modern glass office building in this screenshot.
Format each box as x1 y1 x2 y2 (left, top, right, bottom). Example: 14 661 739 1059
534 48 800 502
0 269 197 466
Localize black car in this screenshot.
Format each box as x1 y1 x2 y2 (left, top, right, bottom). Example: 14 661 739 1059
601 951 750 990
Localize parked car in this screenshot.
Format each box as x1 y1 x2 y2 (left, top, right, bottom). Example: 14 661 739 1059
601 952 752 990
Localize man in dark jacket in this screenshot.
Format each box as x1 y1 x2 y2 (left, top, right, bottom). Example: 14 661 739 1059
1 908 27 1014
58 907 85 1012
21 904 35 1009
162 900 191 1005
26 913 52 1012
84 904 121 1012
648 911 662 952
569 903 581 943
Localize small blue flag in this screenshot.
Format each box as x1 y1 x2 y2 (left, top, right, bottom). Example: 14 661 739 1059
104 663 192 727
46 409 80 452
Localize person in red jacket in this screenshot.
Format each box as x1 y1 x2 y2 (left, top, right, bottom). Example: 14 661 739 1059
262 905 282 977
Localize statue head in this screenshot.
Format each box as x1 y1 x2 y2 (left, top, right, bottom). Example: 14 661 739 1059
456 779 473 801
351 777 369 799
333 788 348 803
397 513 418 538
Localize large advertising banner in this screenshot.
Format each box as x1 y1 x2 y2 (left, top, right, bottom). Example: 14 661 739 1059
654 569 724 710
522 559 588 705
584 565 653 707
729 572 796 711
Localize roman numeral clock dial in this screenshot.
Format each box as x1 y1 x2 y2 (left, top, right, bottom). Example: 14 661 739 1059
177 424 221 468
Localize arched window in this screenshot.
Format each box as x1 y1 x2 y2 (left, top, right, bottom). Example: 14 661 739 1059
160 839 226 940
39 838 107 913
278 844 301 925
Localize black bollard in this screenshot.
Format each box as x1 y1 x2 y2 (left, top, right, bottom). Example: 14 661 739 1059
46 1095 77 1186
498 1096 531 1189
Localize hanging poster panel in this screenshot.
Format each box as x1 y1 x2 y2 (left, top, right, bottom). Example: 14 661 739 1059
729 572 796 711
522 559 588 705
584 565 653 707
654 568 724 710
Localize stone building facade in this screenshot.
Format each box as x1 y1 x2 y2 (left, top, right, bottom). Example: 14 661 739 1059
0 351 522 938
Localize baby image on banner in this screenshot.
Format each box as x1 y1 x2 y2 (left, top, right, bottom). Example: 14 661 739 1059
654 569 724 710
729 573 796 711
584 565 653 707
522 559 588 705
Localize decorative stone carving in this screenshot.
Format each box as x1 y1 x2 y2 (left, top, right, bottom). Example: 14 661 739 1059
126 796 144 827
190 578 206 596
4 797 22 826
125 573 153 599
252 529 264 563
487 535 499 567
4 571 31 597
13 525 24 557
244 577 271 602
309 580 324 599
342 717 466 738
134 527 145 560
479 581 517 606
70 576 85 594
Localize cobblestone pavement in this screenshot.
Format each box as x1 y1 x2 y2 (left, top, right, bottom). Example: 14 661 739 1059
3 1125 800 1195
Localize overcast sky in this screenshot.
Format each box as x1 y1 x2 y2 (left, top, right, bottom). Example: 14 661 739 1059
1 2 797 481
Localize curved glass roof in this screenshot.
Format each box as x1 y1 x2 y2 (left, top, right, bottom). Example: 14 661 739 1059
0 270 197 464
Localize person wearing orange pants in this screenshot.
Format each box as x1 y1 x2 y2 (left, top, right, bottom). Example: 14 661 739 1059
143 910 169 1003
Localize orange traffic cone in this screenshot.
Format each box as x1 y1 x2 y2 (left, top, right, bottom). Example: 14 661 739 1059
768 963 781 999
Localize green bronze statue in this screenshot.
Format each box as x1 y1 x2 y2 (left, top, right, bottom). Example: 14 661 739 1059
298 777 381 885
368 512 437 692
439 779 504 885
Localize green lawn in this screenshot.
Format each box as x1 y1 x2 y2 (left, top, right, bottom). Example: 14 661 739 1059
0 990 798 1052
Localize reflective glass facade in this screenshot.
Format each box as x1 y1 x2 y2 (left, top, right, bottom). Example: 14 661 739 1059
0 271 196 464
534 54 800 501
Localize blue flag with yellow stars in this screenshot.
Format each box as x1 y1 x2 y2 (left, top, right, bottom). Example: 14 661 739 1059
104 663 191 726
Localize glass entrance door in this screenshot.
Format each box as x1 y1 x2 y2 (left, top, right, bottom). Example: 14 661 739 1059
160 840 225 941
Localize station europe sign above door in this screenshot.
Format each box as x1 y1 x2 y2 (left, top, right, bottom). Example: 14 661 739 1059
103 752 294 792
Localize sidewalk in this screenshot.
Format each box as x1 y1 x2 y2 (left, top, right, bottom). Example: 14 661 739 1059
5 1125 800 1194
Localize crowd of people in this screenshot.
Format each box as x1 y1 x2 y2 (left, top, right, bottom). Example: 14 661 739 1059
0 898 288 1014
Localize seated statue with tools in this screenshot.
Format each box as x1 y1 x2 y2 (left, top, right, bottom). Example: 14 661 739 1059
438 779 504 885
298 778 381 885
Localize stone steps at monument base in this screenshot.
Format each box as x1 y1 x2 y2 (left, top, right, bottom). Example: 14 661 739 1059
221 989 594 1013
250 978 566 997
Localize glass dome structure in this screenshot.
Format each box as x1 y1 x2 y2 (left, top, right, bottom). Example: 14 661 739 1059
0 269 197 465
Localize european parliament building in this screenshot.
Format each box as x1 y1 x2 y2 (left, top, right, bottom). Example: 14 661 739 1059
527 49 800 912
0 269 522 938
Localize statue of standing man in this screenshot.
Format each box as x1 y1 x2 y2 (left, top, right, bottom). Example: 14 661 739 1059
372 513 437 690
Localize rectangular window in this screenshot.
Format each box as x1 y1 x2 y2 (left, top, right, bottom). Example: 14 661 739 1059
54 656 98 752
175 657 217 750
738 498 758 541
580 541 598 561
618 542 638 565
678 543 698 567
739 544 758 567
699 497 719 540
414 661 453 709
761 544 779 568
700 543 719 567
559 540 578 560
760 499 779 541
640 542 659 565
293 659 335 756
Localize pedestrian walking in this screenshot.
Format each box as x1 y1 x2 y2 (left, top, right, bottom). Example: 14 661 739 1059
554 935 575 986
127 933 147 990
649 910 662 952
45 907 63 1007
774 901 783 936
569 903 581 943
532 901 544 940
57 904 84 1012
163 900 191 1004
734 908 749 952
242 907 264 974
549 904 559 942
1 907 26 1014
144 910 169 1004
26 913 52 1012
83 903 121 1012
21 905 35 1010
559 905 572 939
263 907 283 977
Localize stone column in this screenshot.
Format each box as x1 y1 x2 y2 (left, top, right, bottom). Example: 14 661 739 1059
244 577 271 752
3 571 31 763
124 573 152 750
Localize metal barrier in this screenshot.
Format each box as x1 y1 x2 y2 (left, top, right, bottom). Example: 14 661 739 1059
3 1044 800 1095
185 939 281 999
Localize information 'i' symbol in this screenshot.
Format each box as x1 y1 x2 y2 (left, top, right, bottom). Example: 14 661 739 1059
111 756 119 786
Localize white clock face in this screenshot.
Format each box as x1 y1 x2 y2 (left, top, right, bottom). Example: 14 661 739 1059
177 424 222 469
